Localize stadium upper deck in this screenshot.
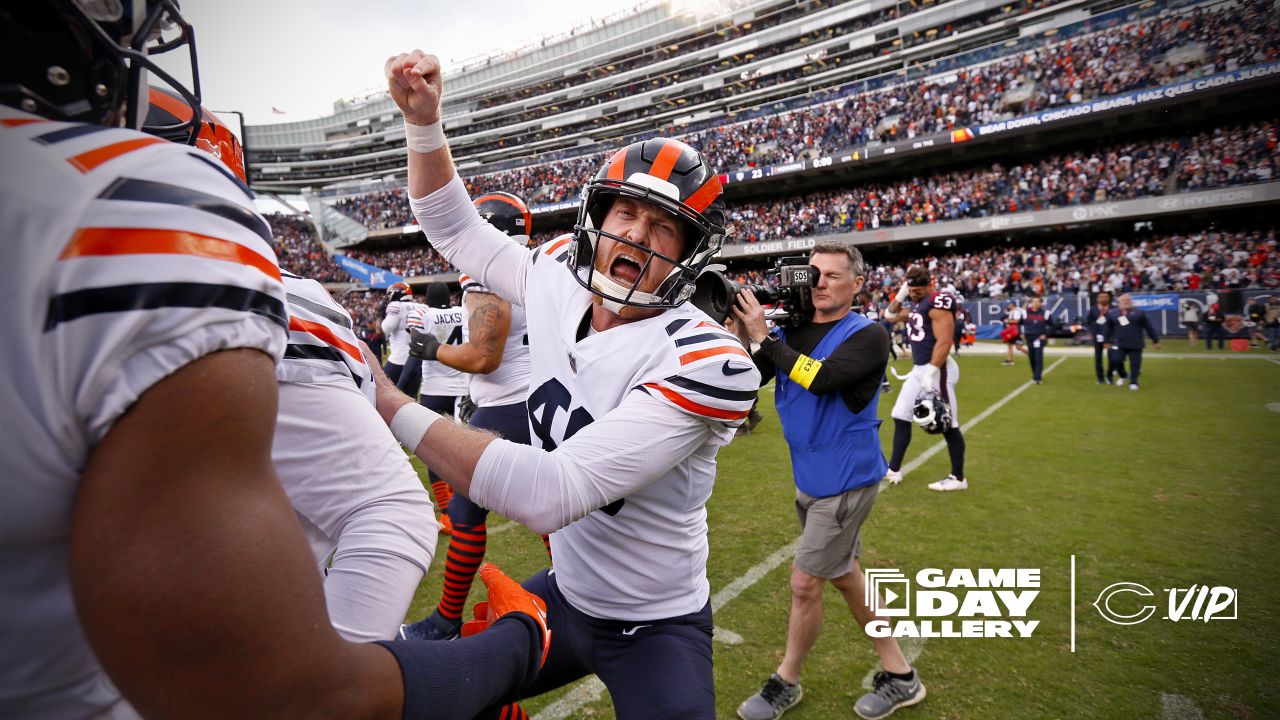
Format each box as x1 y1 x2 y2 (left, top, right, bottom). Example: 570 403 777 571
246 0 1109 191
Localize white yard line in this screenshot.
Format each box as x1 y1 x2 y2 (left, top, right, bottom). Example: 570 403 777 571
534 359 1066 720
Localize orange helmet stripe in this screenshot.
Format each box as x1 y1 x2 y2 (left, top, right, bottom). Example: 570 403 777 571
648 140 684 182
605 147 628 181
683 174 723 213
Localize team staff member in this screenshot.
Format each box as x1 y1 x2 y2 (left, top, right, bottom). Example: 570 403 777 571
882 267 968 492
731 242 924 720
1105 294 1161 390
1020 296 1050 384
1085 292 1125 384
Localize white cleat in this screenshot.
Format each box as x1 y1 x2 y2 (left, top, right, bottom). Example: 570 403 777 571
1114 377 1125 387
1129 384 1139 391
928 475 968 492
883 469 903 485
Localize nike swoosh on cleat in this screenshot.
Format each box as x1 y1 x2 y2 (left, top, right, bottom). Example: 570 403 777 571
721 360 752 375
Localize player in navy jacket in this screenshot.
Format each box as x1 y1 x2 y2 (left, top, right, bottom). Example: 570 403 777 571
1104 293 1161 390
1019 297 1051 384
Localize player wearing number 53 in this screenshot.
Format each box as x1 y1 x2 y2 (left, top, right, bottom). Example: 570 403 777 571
374 50 761 718
881 266 968 492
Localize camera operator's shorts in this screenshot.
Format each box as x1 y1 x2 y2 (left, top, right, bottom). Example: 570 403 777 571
794 483 880 578
891 359 960 428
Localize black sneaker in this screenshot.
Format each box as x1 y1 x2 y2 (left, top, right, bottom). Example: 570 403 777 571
399 609 461 641
738 673 803 720
855 670 925 719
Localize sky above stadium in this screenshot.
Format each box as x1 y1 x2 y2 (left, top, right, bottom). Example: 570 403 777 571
160 0 649 127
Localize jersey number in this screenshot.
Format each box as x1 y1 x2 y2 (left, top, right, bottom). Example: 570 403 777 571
447 325 463 345
526 378 624 517
908 312 926 342
527 378 595 451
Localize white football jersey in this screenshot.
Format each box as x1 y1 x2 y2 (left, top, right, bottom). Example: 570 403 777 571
280 272 375 405
274 274 435 641
522 236 759 619
419 304 469 397
382 297 414 365
460 273 531 407
0 109 287 718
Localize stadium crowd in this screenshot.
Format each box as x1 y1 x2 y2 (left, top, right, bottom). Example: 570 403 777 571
326 229 1277 340
265 213 348 282
449 0 1279 184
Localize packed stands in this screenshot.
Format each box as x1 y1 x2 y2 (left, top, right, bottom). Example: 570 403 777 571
266 213 348 282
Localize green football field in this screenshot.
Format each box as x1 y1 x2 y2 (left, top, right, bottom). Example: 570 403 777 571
404 345 1279 719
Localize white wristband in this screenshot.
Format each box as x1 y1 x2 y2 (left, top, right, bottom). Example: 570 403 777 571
404 120 446 154
389 402 441 450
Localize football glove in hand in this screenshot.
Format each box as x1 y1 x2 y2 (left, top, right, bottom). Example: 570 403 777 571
920 363 941 393
461 564 551 668
408 329 441 361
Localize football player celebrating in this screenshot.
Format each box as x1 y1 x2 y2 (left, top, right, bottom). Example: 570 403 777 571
381 280 416 383
0 3 547 717
882 266 968 491
380 50 760 718
403 193 543 642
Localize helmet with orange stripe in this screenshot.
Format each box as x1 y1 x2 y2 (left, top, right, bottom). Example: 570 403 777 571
386 282 413 302
1 0 202 140
474 191 532 247
572 138 727 314
145 85 245 182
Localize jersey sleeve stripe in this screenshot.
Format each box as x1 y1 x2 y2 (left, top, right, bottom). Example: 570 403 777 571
283 344 365 387
665 318 691 335
678 344 750 365
45 282 287 332
287 293 353 329
664 374 758 402
543 237 572 256
34 124 112 145
641 383 751 421
61 227 281 282
68 136 167 173
288 316 364 364
98 177 272 243
673 331 740 347
1 117 50 127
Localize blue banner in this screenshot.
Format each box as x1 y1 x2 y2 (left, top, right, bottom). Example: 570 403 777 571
334 254 403 289
1130 293 1179 311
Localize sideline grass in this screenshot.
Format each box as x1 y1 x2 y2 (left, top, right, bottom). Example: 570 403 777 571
405 352 1279 719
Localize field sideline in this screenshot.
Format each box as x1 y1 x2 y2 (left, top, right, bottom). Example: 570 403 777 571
404 346 1279 719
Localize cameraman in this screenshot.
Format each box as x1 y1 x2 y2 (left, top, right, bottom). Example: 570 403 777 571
732 242 924 720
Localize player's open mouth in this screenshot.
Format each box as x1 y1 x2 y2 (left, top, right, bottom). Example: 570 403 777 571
610 256 643 284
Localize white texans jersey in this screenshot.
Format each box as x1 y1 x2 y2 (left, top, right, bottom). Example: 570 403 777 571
522 236 759 620
382 297 414 365
0 109 287 718
460 273 531 407
419 304 469 397
280 272 375 405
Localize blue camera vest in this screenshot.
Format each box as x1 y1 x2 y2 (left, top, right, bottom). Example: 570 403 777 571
775 312 887 497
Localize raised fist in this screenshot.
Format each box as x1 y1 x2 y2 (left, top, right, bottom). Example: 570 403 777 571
384 50 443 126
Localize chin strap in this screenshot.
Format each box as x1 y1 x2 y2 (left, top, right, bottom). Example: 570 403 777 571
589 271 663 312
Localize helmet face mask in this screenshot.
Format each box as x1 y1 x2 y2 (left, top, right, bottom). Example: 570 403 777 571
1 0 201 141
571 139 727 314
912 390 951 435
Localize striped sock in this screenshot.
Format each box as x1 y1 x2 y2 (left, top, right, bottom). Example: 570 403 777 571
429 479 452 514
496 703 528 720
436 522 487 621
540 533 552 561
